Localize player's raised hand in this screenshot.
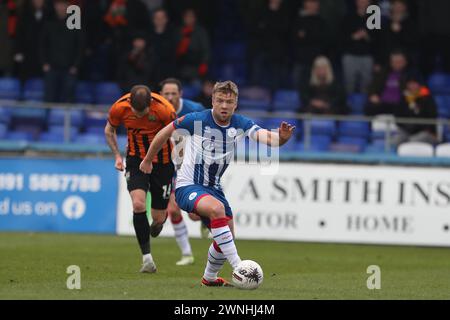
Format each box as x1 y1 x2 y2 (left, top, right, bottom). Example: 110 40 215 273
279 121 296 144
139 159 153 174
115 155 125 171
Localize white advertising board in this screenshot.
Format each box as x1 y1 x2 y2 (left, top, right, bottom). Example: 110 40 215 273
117 162 450 247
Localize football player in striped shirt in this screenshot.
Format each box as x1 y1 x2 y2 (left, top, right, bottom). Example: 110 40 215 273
139 81 295 286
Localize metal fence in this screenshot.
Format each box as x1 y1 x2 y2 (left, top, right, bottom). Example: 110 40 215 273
1 99 449 154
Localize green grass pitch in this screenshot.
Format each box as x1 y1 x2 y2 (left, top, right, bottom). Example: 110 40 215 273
0 232 449 299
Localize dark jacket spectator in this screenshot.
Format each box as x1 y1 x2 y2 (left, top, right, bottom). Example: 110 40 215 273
248 0 289 62
341 2 375 57
103 0 151 39
301 56 348 115
40 9 84 70
117 36 158 93
418 0 450 76
292 0 329 66
376 0 418 65
40 0 84 102
165 0 216 32
291 0 330 89
341 0 377 94
393 77 438 146
15 0 52 81
103 0 151 69
247 0 290 90
149 8 177 83
175 8 210 83
365 50 411 116
395 81 437 135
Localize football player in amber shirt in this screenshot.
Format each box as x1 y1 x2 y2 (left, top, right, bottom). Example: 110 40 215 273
105 85 176 273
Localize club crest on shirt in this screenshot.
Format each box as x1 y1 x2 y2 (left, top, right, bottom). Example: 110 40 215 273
227 127 237 138
148 114 157 121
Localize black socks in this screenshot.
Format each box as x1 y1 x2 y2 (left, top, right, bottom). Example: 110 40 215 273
133 211 150 255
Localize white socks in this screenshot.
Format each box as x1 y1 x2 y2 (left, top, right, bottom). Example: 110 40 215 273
210 219 241 269
172 217 193 256
203 242 227 281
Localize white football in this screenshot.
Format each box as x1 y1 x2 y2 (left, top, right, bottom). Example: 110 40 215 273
232 260 263 290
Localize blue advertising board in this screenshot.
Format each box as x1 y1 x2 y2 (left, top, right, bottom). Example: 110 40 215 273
0 158 118 233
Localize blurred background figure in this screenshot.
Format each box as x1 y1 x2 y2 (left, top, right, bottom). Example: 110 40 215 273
341 0 376 94
248 0 290 91
103 0 150 78
365 49 411 116
175 8 210 84
417 0 450 77
292 0 329 91
375 0 418 67
15 0 51 82
150 7 177 83
141 0 163 15
40 0 84 103
301 56 347 115
393 74 438 146
117 34 158 93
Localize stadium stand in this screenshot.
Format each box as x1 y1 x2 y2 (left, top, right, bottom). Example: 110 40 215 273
93 82 122 105
23 78 45 102
0 77 21 100
272 90 301 112
0 0 449 164
428 72 450 95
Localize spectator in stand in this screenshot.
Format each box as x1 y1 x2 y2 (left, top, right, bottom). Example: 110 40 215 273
417 0 450 77
103 0 151 76
15 0 52 82
194 78 214 108
301 55 348 115
175 8 210 84
149 7 177 83
393 74 438 146
117 33 158 93
365 50 412 116
247 0 290 91
341 0 376 94
141 0 163 15
375 0 418 66
0 0 20 76
292 0 330 90
164 0 216 34
40 0 84 103
319 0 347 67
78 0 111 81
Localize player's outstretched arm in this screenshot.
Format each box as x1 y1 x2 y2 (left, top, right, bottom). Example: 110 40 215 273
104 121 124 171
139 122 176 174
255 121 295 147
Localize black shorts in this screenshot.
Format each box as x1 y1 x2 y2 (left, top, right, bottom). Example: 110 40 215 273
125 157 174 210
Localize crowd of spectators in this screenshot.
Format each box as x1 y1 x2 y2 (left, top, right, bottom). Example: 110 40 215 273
0 0 448 145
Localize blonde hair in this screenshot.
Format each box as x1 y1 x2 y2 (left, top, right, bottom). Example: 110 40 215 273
212 80 239 97
310 56 334 86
